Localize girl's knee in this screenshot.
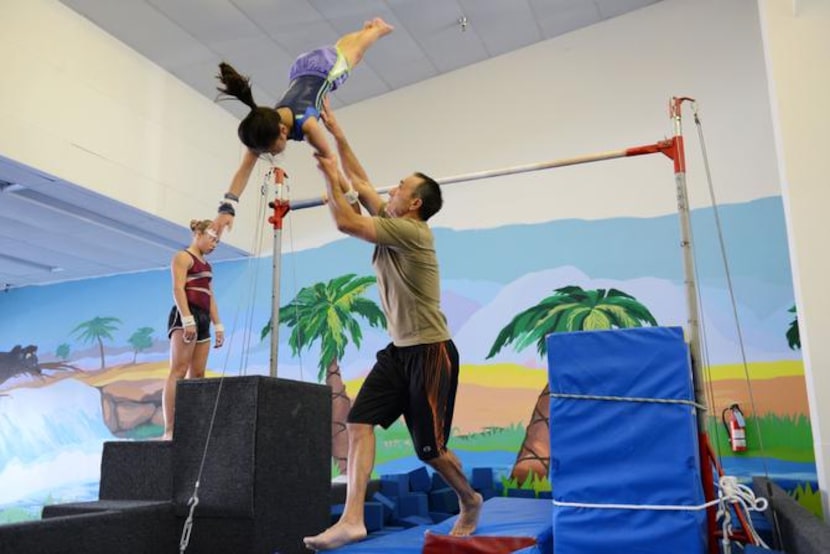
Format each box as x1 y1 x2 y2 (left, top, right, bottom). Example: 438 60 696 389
168 365 188 379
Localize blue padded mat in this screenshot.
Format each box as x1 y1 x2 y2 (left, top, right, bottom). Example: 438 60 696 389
330 497 552 553
547 327 707 554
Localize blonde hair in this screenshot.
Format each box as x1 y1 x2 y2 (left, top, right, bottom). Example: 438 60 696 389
189 219 213 233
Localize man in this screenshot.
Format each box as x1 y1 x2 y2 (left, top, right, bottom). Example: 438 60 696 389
303 105 482 551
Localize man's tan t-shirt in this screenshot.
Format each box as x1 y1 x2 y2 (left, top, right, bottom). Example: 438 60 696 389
372 212 450 347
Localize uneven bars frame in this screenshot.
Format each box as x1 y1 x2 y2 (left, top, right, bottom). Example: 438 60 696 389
266 96 719 550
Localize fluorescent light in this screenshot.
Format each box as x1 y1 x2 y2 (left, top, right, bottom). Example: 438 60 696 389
0 181 27 193
0 252 59 272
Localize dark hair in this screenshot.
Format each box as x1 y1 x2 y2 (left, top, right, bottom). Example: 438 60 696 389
216 62 281 152
412 172 442 221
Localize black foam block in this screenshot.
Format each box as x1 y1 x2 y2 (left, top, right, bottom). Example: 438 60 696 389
98 440 173 501
0 502 176 554
172 376 331 554
42 499 170 518
753 476 830 554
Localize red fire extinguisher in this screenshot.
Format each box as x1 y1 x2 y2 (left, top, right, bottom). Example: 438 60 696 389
722 403 747 452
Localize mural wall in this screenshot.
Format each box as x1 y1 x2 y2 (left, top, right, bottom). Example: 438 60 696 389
0 194 817 522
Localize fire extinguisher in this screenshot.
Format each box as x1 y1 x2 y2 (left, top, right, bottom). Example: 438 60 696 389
722 403 747 452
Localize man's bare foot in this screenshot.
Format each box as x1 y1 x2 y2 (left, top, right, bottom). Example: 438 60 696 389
303 521 367 551
450 492 483 536
160 431 173 441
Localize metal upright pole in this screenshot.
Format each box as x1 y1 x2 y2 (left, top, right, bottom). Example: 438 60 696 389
669 97 707 421
668 96 719 553
267 168 289 378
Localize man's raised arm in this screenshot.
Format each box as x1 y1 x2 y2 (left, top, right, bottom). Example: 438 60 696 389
320 99 385 216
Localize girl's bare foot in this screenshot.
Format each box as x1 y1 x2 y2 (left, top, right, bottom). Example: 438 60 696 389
370 17 394 36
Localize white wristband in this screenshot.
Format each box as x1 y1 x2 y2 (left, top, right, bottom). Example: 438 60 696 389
344 187 359 205
214 323 225 333
182 315 196 327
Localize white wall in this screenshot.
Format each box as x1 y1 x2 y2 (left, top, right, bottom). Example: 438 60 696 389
0 0 261 251
759 0 830 520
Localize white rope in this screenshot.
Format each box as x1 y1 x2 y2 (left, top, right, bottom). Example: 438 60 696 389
549 391 707 411
552 497 722 511
552 475 769 551
177 163 272 553
179 481 200 553
717 476 770 553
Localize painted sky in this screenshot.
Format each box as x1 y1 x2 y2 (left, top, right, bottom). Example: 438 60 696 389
0 196 797 381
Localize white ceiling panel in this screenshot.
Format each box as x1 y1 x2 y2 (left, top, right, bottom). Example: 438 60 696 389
595 0 658 19
60 0 216 69
529 0 625 39
386 0 465 31
460 0 543 56
329 67 390 106
147 0 263 44
311 0 393 23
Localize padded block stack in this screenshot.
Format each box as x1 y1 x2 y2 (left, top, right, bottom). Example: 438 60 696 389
173 376 331 554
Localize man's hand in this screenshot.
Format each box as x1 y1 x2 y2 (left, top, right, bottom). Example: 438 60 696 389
315 152 340 179
320 97 343 138
212 213 234 238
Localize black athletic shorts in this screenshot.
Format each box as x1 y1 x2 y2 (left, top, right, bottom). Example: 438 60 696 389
348 340 459 461
167 304 211 343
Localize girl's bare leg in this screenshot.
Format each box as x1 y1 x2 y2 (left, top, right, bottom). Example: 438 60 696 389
162 330 195 440
335 18 394 69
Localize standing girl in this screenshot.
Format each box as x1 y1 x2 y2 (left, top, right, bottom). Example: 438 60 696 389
162 219 223 440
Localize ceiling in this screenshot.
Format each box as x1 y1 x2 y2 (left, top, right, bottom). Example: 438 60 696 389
1 0 662 290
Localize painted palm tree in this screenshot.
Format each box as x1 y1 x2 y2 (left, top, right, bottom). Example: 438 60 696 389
128 327 154 364
487 285 658 483
262 274 386 474
786 305 800 350
56 343 70 361
71 316 122 370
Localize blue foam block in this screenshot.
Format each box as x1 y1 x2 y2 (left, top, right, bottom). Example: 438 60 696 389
538 490 552 499
396 515 433 528
408 466 431 493
428 487 459 514
472 467 494 490
507 488 536 499
363 501 384 533
364 525 405 538
330 503 344 525
479 488 499 501
379 473 409 497
370 492 397 523
397 492 429 518
429 511 453 523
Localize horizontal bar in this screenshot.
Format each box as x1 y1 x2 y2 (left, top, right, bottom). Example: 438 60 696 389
290 140 669 210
